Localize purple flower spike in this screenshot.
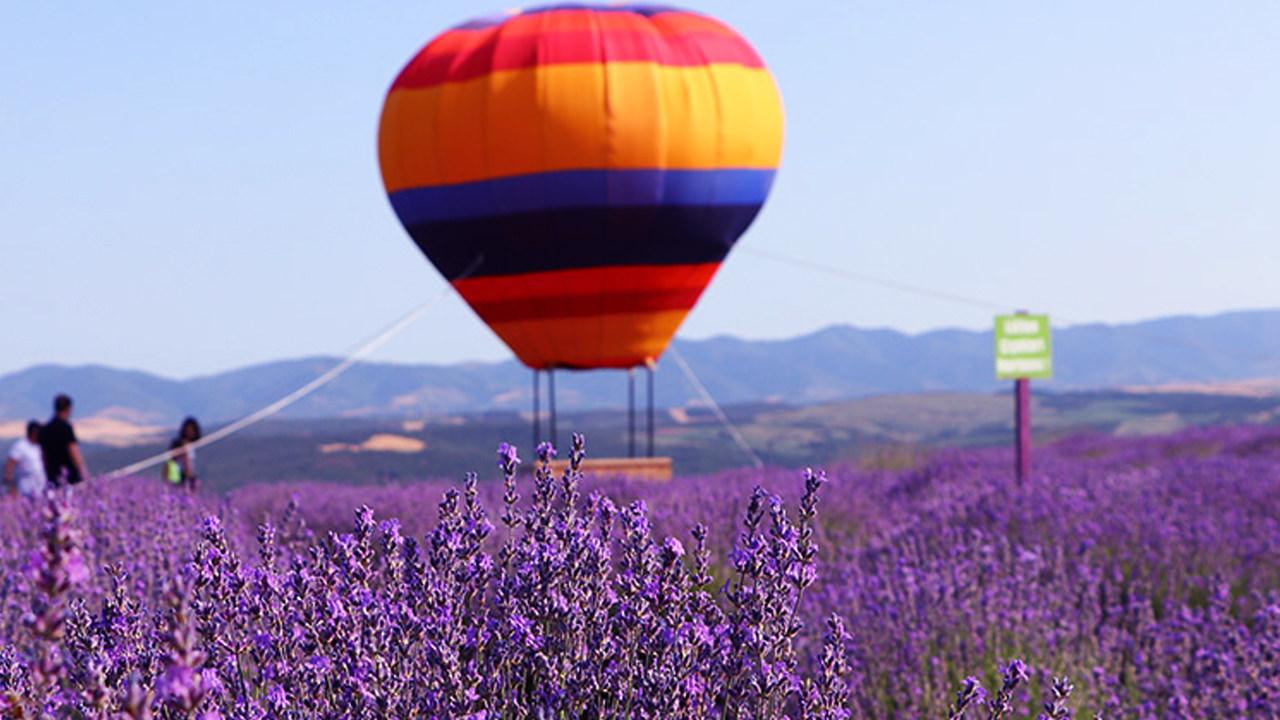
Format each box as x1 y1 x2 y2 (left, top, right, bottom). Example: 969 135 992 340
1 425 1276 716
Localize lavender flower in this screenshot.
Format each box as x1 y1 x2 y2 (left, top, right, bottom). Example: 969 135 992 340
949 676 987 719
1039 675 1074 719
25 492 87 714
0 426 1275 716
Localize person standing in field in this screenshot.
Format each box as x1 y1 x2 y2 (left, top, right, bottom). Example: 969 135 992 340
42 394 88 487
164 416 201 491
4 421 47 497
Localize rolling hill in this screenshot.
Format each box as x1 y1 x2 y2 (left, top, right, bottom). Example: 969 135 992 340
4 308 1280 425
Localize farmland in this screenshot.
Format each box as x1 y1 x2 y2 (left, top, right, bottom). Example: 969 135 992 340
3 424 1277 716
75 385 1280 490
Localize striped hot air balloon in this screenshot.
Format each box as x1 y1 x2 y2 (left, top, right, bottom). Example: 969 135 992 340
379 4 783 370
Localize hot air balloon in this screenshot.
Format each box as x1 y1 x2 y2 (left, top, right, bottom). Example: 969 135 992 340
379 3 783 457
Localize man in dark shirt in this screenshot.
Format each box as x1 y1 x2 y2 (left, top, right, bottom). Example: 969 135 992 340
42 394 88 486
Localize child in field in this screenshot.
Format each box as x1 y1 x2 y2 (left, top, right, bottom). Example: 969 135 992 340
4 421 47 497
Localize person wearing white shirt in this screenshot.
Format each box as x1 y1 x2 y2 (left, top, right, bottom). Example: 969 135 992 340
5 421 48 497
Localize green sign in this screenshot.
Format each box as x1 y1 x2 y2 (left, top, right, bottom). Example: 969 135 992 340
995 314 1052 380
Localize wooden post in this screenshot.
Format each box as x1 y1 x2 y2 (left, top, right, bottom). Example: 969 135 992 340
627 368 636 458
532 369 540 454
646 362 655 457
548 368 557 450
1014 309 1031 484
1015 376 1030 484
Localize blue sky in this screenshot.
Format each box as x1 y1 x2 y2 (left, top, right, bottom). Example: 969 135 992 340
3 1 1278 378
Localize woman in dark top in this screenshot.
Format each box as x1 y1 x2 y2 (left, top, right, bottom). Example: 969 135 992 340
165 417 202 491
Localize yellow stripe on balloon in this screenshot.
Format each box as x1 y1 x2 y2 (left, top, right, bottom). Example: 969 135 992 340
379 62 783 193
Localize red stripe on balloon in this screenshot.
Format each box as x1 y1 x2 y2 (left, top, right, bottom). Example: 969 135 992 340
461 286 706 323
392 26 762 90
452 263 721 301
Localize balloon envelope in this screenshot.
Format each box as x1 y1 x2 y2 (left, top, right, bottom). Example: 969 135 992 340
379 4 783 369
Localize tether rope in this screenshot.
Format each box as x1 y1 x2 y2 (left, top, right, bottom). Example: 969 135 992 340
101 258 481 480
740 247 1017 315
96 244 1248 479
740 246 1247 362
666 345 765 470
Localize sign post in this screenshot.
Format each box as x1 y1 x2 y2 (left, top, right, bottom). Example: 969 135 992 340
995 312 1052 483
1015 376 1030 483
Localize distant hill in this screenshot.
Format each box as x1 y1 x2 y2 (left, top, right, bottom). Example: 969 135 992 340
4 308 1280 425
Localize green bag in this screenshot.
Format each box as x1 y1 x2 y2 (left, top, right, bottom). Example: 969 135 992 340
164 460 182 484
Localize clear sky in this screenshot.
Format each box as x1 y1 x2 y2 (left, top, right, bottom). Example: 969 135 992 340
3 1 1278 378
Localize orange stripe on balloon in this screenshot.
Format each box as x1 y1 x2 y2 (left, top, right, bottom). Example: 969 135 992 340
378 62 783 192
487 309 690 370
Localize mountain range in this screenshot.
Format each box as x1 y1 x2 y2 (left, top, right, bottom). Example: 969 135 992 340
4 309 1280 427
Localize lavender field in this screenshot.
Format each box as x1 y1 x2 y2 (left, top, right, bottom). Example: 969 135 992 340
2 426 1279 718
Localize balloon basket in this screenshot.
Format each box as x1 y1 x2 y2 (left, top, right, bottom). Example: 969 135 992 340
547 457 673 482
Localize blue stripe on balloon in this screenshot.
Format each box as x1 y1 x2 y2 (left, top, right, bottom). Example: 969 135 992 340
388 168 776 225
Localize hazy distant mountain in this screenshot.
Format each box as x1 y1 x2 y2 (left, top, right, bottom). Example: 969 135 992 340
4 309 1280 424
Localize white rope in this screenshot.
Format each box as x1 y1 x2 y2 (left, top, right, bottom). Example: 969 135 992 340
741 247 1016 315
665 345 765 470
741 247 1247 358
101 281 464 480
